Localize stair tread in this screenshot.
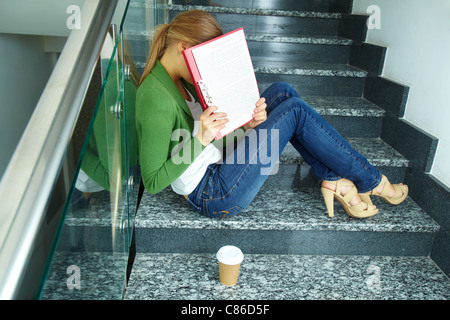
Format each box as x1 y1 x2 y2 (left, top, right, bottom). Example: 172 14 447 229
135 184 438 233
302 96 385 117
124 253 450 300
253 59 367 77
280 138 407 166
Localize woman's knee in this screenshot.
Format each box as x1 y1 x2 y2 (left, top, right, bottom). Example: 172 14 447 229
270 81 299 98
267 96 319 130
263 82 301 114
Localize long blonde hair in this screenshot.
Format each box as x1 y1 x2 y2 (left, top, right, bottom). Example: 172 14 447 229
139 10 223 86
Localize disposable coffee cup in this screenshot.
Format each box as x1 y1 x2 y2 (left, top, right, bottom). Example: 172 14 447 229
216 246 244 286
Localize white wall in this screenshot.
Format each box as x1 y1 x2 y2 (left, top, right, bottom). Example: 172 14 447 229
0 0 85 36
353 0 450 188
0 34 55 178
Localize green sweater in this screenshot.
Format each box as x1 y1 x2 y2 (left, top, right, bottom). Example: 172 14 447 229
136 60 208 194
81 60 138 192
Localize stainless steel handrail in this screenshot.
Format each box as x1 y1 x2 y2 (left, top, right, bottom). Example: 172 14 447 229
0 0 119 299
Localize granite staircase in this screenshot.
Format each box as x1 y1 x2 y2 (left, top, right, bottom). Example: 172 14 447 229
124 0 450 300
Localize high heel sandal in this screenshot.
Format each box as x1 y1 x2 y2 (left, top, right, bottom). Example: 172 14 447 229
369 174 408 205
321 179 379 219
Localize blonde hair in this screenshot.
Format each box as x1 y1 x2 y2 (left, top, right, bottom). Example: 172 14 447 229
139 10 223 86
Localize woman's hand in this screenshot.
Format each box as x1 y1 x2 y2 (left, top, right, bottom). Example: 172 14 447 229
244 97 267 131
196 105 229 146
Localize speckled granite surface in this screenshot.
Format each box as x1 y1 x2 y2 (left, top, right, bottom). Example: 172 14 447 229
41 251 450 300
41 251 128 300
279 138 407 167
135 184 437 234
124 253 450 300
252 59 367 77
131 2 353 19
301 96 385 117
247 34 354 45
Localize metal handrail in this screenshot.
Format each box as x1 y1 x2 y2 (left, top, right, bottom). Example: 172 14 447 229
0 0 119 299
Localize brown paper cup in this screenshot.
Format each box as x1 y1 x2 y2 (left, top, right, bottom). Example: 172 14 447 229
216 246 244 286
218 262 241 286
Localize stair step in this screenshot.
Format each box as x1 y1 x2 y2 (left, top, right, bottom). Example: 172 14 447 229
255 63 367 97
300 96 385 138
248 35 352 64
303 96 384 117
135 186 436 234
253 60 367 78
279 138 406 167
134 184 438 256
247 35 353 46
124 253 450 300
268 138 407 187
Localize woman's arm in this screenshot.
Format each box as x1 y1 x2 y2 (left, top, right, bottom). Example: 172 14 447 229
138 97 206 194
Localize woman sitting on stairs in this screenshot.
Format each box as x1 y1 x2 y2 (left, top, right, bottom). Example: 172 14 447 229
136 10 408 219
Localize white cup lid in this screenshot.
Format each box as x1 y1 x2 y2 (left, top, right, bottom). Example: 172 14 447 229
216 245 244 265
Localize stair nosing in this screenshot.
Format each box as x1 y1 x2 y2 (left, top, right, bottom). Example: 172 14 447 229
246 34 354 46
253 61 368 78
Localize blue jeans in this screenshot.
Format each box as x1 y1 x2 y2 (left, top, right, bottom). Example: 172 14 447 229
187 82 382 218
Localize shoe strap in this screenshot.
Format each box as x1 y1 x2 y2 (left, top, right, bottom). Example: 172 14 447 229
379 175 392 198
341 184 358 204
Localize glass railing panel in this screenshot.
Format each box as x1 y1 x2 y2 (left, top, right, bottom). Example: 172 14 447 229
36 0 166 300
119 37 141 243
39 26 131 300
123 0 171 77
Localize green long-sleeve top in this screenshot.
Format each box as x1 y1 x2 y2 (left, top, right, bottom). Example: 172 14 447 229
136 60 208 194
81 60 138 192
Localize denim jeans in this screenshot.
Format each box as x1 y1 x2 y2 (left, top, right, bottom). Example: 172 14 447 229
187 82 382 218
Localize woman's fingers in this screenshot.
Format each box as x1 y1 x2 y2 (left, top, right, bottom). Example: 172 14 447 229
209 118 229 130
256 97 266 107
252 98 267 121
196 105 230 146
